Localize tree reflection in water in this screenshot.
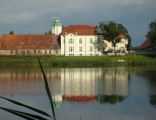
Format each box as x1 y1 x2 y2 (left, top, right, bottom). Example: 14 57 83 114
149 95 156 108
96 95 126 104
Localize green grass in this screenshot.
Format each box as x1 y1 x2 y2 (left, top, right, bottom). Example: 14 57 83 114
0 55 156 67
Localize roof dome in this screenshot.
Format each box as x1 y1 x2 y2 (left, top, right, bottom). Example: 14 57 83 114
52 19 62 26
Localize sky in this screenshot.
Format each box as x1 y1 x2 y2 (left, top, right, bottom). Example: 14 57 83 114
0 0 156 46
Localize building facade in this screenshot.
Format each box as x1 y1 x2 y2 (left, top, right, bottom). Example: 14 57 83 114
103 33 128 53
60 25 101 56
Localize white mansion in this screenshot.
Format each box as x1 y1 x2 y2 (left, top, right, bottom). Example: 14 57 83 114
52 19 128 56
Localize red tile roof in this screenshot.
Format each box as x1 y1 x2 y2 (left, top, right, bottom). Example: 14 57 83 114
118 33 126 39
61 25 96 35
63 96 96 102
0 34 57 50
140 39 152 49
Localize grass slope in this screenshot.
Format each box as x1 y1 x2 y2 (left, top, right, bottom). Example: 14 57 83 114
0 55 156 67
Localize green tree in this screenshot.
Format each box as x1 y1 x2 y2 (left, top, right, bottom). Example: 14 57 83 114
9 30 14 35
146 20 156 49
48 30 52 35
98 21 131 53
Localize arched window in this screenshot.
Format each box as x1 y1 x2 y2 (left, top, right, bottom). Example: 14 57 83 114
79 38 82 44
69 38 74 44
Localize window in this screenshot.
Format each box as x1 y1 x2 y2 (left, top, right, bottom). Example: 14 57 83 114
15 50 18 54
27 50 29 54
11 50 14 54
69 38 74 44
34 49 36 54
97 38 100 44
69 46 74 52
69 47 72 52
98 47 100 51
90 46 93 52
90 38 93 44
45 50 47 53
79 46 82 52
79 38 82 44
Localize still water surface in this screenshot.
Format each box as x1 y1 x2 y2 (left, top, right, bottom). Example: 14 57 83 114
0 67 156 120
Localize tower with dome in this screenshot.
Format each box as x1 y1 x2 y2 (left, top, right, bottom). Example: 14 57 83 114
51 19 62 35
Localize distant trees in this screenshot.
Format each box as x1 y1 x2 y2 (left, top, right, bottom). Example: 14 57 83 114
97 21 131 52
146 20 156 49
44 30 52 35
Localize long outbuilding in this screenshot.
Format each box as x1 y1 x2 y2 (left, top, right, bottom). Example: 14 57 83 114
0 34 59 55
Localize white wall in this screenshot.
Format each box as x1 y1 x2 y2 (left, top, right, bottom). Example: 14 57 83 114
52 26 62 35
61 33 101 56
103 39 128 52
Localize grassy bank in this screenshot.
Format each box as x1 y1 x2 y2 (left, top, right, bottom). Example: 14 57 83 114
0 55 156 67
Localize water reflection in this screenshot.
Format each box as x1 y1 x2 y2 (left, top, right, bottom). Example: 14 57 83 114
0 67 130 105
1 67 156 120
57 68 129 104
149 95 156 108
135 69 156 109
96 95 125 104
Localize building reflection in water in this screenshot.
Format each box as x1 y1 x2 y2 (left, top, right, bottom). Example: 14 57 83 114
0 67 130 106
59 68 130 104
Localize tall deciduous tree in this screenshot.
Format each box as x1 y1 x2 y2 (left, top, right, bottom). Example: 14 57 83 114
146 20 156 49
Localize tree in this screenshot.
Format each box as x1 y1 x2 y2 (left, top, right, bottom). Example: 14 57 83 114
97 21 131 53
9 30 14 35
48 30 52 35
146 20 156 49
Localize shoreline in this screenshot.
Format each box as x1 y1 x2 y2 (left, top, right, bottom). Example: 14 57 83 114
0 55 156 67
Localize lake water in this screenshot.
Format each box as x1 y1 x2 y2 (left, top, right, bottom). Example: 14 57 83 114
0 67 156 120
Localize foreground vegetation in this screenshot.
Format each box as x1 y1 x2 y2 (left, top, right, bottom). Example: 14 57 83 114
0 58 56 120
0 55 156 67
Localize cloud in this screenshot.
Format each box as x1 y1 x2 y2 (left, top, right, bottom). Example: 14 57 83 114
0 12 36 23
